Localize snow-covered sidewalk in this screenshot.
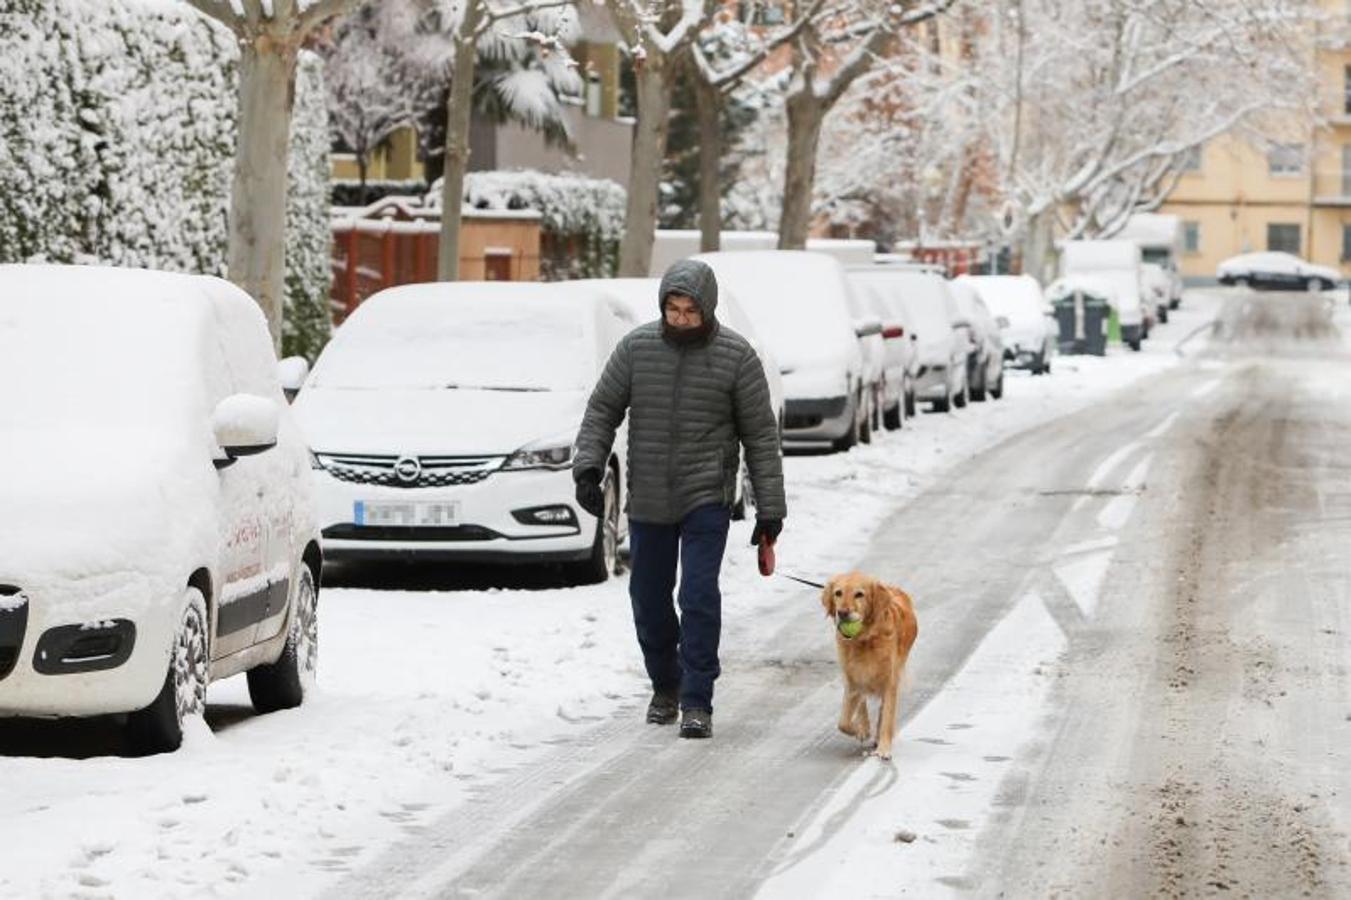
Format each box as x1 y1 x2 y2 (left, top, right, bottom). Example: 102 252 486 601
0 292 1219 899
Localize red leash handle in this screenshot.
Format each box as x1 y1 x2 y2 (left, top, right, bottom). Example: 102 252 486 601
758 536 776 577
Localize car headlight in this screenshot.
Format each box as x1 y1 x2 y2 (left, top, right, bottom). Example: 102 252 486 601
502 435 575 471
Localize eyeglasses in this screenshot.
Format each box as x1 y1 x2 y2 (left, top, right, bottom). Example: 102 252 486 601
664 305 702 323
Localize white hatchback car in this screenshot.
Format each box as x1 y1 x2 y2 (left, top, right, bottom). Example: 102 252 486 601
293 282 634 583
0 265 322 753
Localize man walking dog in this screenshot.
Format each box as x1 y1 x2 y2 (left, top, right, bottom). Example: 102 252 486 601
573 259 786 739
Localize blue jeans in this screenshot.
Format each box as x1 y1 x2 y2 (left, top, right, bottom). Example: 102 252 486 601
627 504 732 712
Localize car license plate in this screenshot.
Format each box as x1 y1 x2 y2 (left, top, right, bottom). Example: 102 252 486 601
355 500 459 527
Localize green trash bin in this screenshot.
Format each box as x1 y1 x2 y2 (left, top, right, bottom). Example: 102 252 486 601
1050 288 1110 356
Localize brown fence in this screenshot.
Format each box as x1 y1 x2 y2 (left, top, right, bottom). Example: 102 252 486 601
329 208 541 322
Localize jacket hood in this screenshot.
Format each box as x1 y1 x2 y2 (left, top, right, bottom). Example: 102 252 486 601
658 259 719 319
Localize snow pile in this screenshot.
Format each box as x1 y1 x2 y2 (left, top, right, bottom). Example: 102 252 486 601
0 0 332 358
427 169 627 279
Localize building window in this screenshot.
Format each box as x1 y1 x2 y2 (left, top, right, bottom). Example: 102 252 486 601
1267 144 1304 176
1342 146 1351 195
1267 223 1301 255
1184 221 1201 254
1345 65 1351 114
1343 224 1351 262
1180 145 1203 173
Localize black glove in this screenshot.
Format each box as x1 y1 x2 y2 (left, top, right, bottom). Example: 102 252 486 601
575 469 604 518
749 517 783 547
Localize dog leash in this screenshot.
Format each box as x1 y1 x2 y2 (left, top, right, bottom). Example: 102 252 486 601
758 537 825 589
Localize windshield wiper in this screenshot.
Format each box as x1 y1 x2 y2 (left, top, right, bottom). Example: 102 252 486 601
443 383 550 392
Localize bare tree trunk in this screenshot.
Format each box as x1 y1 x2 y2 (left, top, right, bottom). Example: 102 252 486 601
437 8 482 281
618 60 672 277
695 76 722 253
778 90 825 250
229 37 299 350
1022 208 1055 284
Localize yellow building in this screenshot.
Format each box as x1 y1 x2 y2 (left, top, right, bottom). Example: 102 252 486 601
1162 3 1351 280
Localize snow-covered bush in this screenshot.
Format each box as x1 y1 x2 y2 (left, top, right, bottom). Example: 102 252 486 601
0 0 332 358
428 169 626 279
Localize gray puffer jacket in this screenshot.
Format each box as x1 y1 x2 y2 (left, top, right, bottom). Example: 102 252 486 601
573 260 787 525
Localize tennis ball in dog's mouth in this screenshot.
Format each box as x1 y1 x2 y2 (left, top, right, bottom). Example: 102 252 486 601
838 619 863 640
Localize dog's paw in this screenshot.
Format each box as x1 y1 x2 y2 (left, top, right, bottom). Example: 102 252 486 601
871 746 893 762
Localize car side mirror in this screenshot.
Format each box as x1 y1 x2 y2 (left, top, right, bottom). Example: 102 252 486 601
995 315 1011 329
854 318 883 338
277 356 310 404
882 325 905 339
212 394 279 469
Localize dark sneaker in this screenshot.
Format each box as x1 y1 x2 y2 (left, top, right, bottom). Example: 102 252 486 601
679 708 713 739
646 689 679 725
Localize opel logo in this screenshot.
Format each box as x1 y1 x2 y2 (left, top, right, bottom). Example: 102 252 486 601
393 455 422 483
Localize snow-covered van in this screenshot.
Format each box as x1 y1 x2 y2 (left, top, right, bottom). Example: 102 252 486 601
1118 213 1184 309
0 265 322 752
694 251 871 451
1060 240 1147 350
293 282 634 583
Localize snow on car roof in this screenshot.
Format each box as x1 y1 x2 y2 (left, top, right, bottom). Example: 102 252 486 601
851 269 953 335
1117 213 1182 248
309 281 608 393
1061 240 1142 269
692 251 858 368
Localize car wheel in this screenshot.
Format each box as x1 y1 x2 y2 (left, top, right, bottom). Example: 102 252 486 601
128 587 208 754
883 402 902 431
1170 297 1181 310
859 386 870 443
905 389 917 418
953 378 969 409
247 566 318 713
571 470 619 584
990 370 1004 400
970 363 987 402
1158 306 1169 324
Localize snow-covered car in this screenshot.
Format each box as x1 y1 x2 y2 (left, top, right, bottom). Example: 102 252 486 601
949 279 1006 401
694 251 871 451
1060 240 1147 350
1216 252 1340 291
846 269 921 429
1141 262 1172 324
0 265 322 753
957 274 1055 374
868 270 970 412
584 277 783 519
293 282 634 583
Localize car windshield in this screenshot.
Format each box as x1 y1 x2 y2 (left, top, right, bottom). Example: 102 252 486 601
310 297 592 392
1141 248 1172 267
860 273 951 340
0 295 199 432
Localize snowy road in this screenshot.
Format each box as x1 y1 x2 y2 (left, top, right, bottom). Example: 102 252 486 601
5 289 1350 898
320 290 1351 898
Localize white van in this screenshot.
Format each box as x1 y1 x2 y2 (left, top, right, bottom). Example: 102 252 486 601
1060 240 1147 351
293 282 634 583
1118 214 1184 309
695 251 873 451
0 265 322 752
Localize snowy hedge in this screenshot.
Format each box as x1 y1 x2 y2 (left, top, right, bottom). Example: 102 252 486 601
429 169 626 280
0 0 332 358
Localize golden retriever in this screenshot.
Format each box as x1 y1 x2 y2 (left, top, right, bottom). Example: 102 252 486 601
821 572 919 760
